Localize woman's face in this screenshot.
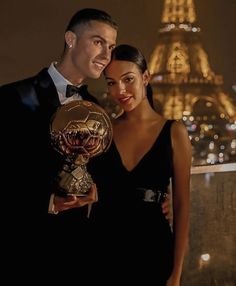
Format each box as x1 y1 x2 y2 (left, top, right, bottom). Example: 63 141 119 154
104 60 149 112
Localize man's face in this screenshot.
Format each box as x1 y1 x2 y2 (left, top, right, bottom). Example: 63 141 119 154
70 21 117 80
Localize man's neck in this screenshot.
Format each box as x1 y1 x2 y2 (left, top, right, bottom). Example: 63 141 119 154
55 60 84 86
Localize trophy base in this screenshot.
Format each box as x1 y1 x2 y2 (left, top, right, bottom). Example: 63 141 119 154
57 165 93 196
56 190 88 197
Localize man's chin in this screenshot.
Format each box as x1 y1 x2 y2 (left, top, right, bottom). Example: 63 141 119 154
90 72 102 79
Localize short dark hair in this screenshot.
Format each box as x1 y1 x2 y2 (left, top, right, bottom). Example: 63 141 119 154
66 8 118 32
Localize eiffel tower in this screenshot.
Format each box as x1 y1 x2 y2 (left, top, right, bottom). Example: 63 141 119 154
149 0 236 165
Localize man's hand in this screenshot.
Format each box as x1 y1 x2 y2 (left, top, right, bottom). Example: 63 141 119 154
54 184 98 213
161 193 173 224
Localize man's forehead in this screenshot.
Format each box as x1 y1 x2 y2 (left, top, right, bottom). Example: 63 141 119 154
78 20 117 33
79 21 117 42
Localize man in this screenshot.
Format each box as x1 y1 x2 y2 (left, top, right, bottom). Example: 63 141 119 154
1 9 117 238
1 8 170 238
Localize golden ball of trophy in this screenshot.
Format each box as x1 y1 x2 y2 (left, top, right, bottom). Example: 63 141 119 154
50 100 112 196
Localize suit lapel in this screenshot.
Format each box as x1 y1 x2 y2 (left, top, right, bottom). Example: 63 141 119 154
33 68 61 119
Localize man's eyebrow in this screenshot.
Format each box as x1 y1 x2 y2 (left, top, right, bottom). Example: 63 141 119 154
91 35 106 42
91 35 116 46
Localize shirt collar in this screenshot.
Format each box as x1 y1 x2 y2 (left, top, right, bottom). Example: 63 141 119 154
48 62 72 96
48 62 83 104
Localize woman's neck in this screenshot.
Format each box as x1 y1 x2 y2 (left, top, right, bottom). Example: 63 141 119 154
122 100 158 122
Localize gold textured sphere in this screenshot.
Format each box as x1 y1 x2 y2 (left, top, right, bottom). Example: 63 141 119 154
50 100 113 163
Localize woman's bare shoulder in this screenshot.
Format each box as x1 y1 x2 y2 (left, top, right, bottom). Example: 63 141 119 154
171 120 189 138
170 120 192 154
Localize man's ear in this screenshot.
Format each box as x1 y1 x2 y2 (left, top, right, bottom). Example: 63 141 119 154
65 31 76 49
143 70 151 86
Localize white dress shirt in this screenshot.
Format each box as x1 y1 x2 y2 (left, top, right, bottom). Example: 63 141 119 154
48 62 83 104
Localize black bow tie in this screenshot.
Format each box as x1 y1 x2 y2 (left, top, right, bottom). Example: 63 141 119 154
66 84 88 98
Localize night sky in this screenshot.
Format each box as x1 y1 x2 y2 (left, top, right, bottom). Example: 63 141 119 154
0 0 235 100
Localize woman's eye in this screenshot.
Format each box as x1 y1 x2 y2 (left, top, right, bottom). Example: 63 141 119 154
107 81 114 86
125 77 134 83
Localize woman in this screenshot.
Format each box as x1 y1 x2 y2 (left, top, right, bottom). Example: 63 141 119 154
89 44 192 285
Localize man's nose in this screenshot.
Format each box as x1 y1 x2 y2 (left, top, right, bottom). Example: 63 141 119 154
101 46 111 60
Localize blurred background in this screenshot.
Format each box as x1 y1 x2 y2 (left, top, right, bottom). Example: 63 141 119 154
0 0 235 97
2 0 235 166
1 1 236 285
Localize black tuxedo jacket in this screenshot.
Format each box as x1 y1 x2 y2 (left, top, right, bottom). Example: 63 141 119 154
1 68 99 236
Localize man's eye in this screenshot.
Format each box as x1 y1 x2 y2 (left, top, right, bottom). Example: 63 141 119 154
109 45 116 51
94 40 102 45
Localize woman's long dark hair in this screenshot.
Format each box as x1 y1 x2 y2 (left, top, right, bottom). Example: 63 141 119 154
108 44 154 109
146 83 154 109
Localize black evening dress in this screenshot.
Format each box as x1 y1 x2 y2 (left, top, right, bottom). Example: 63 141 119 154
88 120 175 284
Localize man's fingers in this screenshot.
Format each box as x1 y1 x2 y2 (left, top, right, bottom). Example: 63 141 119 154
76 184 98 206
161 200 169 213
54 184 98 211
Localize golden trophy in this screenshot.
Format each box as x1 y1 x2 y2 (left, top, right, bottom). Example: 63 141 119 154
50 100 112 196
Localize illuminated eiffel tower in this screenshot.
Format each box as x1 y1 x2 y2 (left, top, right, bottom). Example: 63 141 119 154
149 0 236 165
